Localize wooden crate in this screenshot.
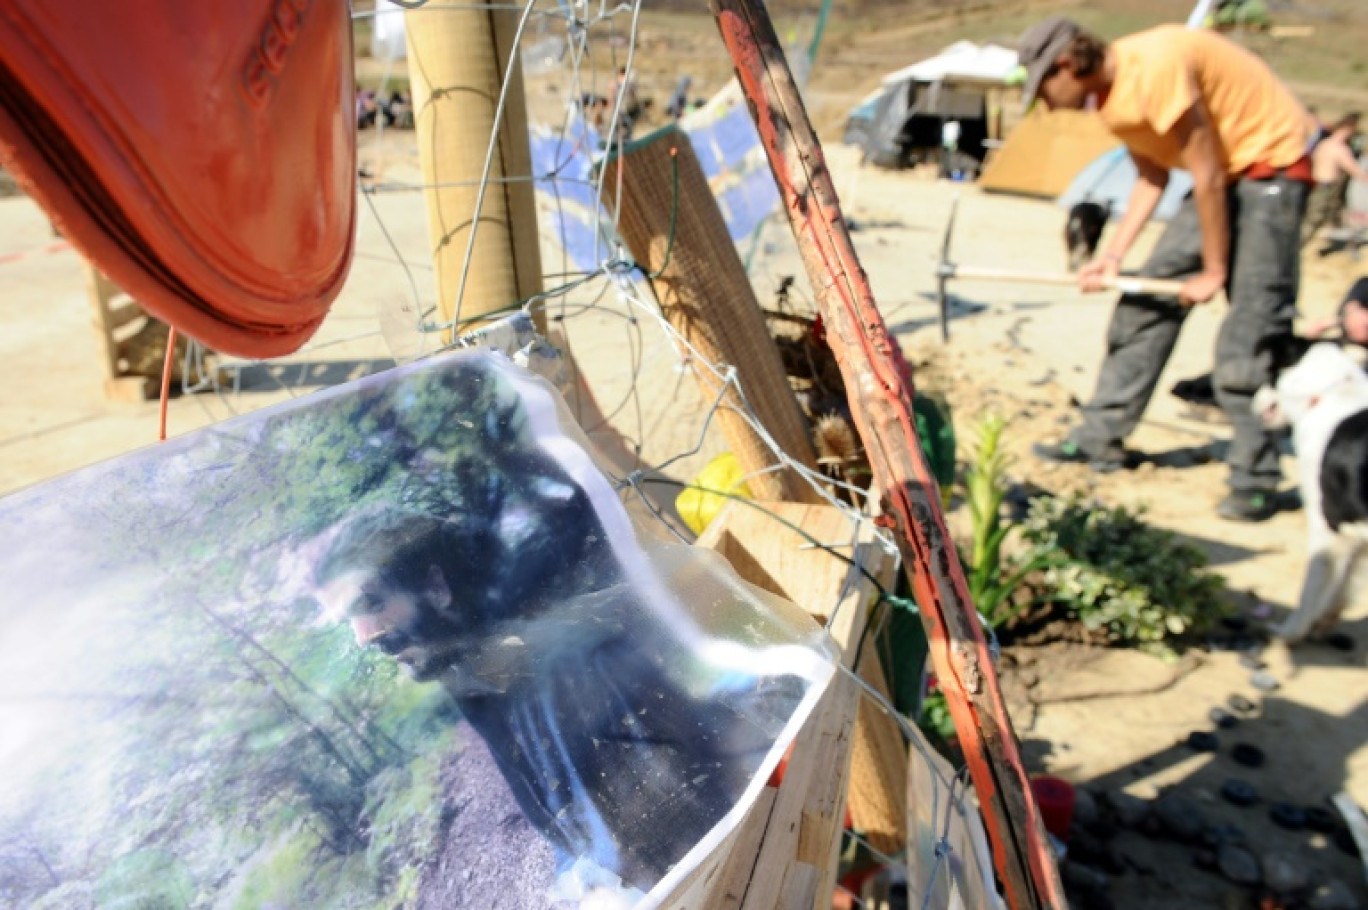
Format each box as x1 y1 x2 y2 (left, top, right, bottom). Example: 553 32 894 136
658 500 902 910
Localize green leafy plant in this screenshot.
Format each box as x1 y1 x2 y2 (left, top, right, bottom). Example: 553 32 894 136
1018 496 1229 650
917 691 958 747
962 414 1058 625
958 415 1228 651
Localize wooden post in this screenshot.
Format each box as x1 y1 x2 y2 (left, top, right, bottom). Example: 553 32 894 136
707 3 1066 907
82 261 171 402
404 2 544 337
601 128 821 504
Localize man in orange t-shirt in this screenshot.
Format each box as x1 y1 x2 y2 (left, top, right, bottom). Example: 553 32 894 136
1022 18 1317 522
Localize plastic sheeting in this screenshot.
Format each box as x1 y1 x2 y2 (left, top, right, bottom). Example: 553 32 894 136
1057 146 1195 222
531 78 783 275
0 352 835 908
877 41 1019 87
370 0 409 61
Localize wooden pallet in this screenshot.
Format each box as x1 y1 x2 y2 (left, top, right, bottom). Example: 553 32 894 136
82 260 223 401
83 262 163 402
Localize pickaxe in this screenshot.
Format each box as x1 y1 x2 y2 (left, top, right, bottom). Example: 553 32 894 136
934 197 1186 341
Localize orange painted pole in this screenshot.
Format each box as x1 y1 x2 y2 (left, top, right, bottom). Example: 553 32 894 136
707 2 1066 907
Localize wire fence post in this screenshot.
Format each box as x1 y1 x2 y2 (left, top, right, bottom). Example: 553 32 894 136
706 1 1067 906
404 1 545 338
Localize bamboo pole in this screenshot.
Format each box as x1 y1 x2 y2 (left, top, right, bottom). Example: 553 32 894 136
707 3 1066 907
404 2 544 337
601 127 820 504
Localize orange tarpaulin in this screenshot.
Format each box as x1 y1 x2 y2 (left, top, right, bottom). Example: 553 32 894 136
979 107 1121 199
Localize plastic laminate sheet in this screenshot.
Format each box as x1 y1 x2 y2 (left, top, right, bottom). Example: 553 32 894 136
0 352 835 909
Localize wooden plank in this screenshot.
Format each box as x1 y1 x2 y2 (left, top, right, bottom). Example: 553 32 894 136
84 261 129 380
83 260 162 402
738 644 855 910
849 645 909 856
601 130 820 503
658 770 790 910
712 786 779 909
693 499 906 858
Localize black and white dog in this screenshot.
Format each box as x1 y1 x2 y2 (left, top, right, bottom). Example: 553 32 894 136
1256 343 1368 643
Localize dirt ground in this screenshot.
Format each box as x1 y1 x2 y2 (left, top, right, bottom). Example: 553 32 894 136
753 148 1368 906
4 146 1364 906
4 7 1368 909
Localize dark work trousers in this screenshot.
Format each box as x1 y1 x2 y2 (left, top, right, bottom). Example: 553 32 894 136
1068 175 1309 492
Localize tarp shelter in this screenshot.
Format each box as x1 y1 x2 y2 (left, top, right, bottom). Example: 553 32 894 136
844 42 1019 170
1057 146 1195 222
978 108 1120 197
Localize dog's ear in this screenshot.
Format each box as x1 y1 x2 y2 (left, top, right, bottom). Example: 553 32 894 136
1258 334 1316 378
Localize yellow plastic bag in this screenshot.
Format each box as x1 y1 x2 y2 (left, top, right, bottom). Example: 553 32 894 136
676 452 753 536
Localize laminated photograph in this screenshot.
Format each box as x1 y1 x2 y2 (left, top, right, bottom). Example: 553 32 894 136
0 351 835 909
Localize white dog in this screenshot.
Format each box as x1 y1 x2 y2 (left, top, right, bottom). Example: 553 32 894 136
1255 343 1368 643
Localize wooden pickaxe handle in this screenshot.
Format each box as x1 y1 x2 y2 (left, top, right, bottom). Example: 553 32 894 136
947 263 1187 297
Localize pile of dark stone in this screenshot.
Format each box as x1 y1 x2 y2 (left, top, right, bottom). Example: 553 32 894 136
1058 612 1364 908
1058 773 1362 910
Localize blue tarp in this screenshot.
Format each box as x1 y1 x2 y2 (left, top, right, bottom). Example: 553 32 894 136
531 107 780 275
1057 146 1194 222
530 120 601 212
718 171 780 243
689 105 762 181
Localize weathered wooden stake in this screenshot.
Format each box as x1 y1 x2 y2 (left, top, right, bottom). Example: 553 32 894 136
707 2 1066 907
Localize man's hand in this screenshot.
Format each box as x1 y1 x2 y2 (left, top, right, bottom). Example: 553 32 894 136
1079 154 1167 295
1179 270 1226 306
1078 256 1120 293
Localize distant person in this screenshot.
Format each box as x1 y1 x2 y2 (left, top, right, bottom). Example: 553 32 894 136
1303 113 1367 246
356 88 380 130
582 93 607 125
1021 18 1318 522
611 67 644 141
665 75 693 120
1306 276 1368 347
940 119 962 179
384 90 414 130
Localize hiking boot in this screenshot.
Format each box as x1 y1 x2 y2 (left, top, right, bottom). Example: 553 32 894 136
1217 489 1277 523
1031 440 1125 474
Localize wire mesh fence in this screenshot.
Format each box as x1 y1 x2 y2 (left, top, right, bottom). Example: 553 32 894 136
16 0 1010 906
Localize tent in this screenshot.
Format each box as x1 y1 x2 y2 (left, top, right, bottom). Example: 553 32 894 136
1057 146 1195 222
878 40 1019 86
844 42 1019 170
977 108 1119 197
